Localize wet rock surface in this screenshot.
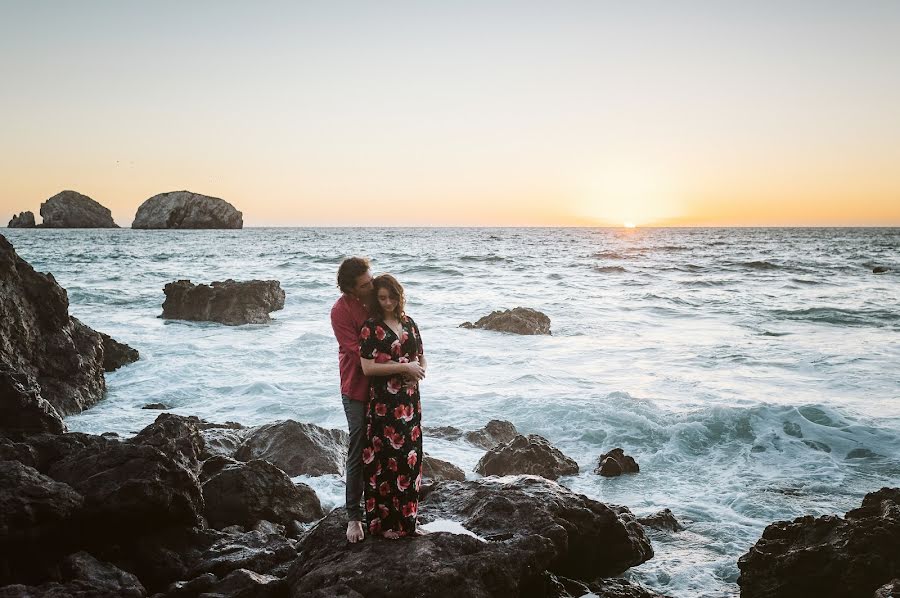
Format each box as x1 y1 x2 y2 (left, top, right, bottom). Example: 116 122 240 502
738 487 900 598
475 434 579 480
235 419 348 476
637 509 683 533
39 190 119 228
132 191 243 229
0 365 66 439
202 459 323 529
0 551 146 597
99 332 139 372
7 211 35 228
0 233 107 417
131 413 206 473
426 420 519 449
460 307 552 335
595 447 640 477
161 279 285 325
422 454 466 481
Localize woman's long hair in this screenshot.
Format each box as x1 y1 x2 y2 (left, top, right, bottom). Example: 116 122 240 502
369 274 405 320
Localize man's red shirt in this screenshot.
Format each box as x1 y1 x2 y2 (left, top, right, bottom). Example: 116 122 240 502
331 293 370 402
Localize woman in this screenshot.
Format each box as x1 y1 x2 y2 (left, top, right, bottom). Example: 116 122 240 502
358 274 427 539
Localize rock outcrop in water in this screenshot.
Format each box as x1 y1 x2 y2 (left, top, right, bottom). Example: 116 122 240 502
427 419 519 449
422 454 466 481
595 447 640 477
873 266 890 274
99 332 139 372
286 475 656 597
0 233 106 417
475 434 579 480
161 279 285 325
39 190 119 228
460 307 552 335
737 487 900 597
132 191 243 229
7 211 35 228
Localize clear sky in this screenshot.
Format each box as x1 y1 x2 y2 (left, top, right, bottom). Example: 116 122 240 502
1 1 899 226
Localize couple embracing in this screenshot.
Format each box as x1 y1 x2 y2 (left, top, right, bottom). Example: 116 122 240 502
330 257 428 543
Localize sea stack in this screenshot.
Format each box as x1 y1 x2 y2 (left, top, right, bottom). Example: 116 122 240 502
132 191 243 229
7 211 36 228
39 190 119 228
161 279 285 325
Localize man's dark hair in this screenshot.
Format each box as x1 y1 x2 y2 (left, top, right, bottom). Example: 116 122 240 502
337 257 371 293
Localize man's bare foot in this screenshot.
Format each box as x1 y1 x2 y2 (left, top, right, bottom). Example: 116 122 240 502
383 530 401 540
346 521 364 543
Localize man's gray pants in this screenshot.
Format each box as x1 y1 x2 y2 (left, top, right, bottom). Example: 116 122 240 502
342 395 366 522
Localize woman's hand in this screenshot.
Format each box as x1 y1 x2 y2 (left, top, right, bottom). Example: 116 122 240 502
404 361 426 381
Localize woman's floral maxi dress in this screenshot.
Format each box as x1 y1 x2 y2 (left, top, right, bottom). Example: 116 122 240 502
359 315 424 536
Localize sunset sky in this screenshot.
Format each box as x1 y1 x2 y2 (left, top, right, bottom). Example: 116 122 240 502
1 1 899 227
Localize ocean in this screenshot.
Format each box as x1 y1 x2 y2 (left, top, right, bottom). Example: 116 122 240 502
5 227 899 597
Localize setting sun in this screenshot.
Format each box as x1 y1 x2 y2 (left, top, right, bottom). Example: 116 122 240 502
624 222 636 228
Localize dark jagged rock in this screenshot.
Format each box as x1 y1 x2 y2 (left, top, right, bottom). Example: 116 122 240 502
199 422 249 460
0 552 146 597
99 332 139 372
422 455 466 482
235 420 348 477
161 279 285 325
421 476 653 580
287 506 556 598
475 434 579 480
460 307 552 335
546 574 670 598
0 461 84 584
7 211 35 228
202 459 323 529
0 234 110 417
131 191 243 229
142 403 170 410
132 413 205 473
205 568 284 598
189 529 297 581
595 448 640 477
47 441 204 537
426 424 464 440
738 487 900 598
14 432 110 474
165 572 217 597
200 455 241 483
873 266 890 274
39 190 118 228
637 509 683 532
0 364 66 439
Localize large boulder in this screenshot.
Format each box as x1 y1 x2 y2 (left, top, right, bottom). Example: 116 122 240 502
7 211 35 228
99 332 139 372
39 190 118 228
131 191 242 229
475 434 579 480
460 307 551 335
132 413 206 473
235 420 348 476
287 476 654 597
737 487 900 597
422 455 466 482
161 279 285 325
202 459 323 529
0 233 108 416
0 365 66 439
0 551 146 597
47 441 204 538
199 422 249 460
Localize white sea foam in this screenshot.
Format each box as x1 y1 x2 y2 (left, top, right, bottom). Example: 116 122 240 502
5 226 899 598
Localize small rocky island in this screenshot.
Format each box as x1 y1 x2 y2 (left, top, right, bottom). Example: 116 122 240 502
161 279 286 325
7 211 35 228
461 307 552 335
40 190 119 228
132 191 243 229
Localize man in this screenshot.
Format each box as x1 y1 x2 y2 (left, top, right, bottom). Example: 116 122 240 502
330 257 374 543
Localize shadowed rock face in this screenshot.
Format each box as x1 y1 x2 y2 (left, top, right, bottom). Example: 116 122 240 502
475 434 579 480
39 190 118 228
161 279 285 325
422 455 466 482
7 211 35 228
234 420 349 477
0 233 106 417
460 307 551 335
132 191 243 229
738 487 900 598
0 551 146 598
202 459 323 529
99 332 139 372
0 365 66 439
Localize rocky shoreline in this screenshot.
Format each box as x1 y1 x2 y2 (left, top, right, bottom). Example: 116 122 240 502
2 231 898 597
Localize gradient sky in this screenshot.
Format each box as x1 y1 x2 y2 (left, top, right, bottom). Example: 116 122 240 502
2 1 899 226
